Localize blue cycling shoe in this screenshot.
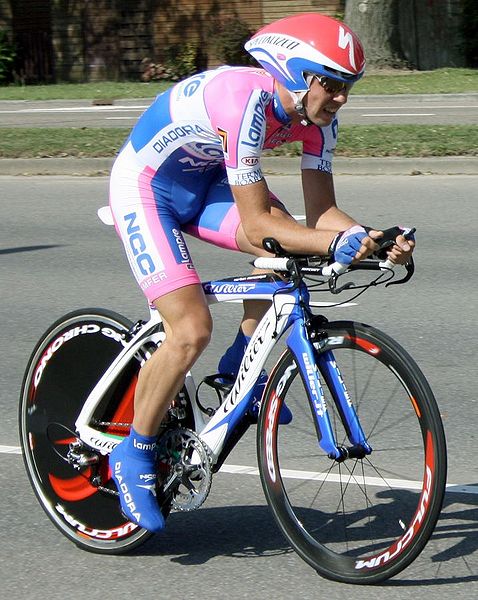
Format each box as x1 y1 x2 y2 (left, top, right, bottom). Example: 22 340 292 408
213 369 293 424
218 330 292 424
109 430 165 533
248 370 293 424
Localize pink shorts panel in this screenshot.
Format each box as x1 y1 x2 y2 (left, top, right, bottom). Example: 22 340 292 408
183 203 241 251
110 163 201 303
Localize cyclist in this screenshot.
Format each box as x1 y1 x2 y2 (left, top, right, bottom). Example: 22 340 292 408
108 13 414 532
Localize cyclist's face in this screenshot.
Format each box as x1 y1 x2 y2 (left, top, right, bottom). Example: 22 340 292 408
303 77 350 126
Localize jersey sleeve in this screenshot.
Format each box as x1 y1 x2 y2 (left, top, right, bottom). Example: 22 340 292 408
301 117 339 174
205 74 272 186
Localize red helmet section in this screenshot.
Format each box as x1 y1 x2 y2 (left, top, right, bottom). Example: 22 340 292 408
251 13 365 77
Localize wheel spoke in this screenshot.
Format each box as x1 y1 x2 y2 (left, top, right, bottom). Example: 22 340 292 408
259 322 446 583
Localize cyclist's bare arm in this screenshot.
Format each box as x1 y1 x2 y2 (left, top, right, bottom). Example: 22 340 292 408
302 169 417 264
301 169 380 260
231 178 336 255
232 173 380 261
301 169 354 230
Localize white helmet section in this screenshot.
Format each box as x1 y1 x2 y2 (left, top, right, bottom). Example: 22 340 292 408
245 32 358 92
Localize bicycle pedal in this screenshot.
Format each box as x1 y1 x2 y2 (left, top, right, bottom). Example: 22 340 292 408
202 373 234 396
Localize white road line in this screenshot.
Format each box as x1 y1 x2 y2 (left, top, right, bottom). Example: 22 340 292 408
361 113 435 117
3 445 475 495
0 106 148 114
0 445 21 454
222 464 426 489
219 464 478 495
343 105 477 110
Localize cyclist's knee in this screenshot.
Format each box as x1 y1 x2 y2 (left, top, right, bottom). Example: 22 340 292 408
168 326 211 368
163 310 212 364
181 318 211 351
153 285 212 367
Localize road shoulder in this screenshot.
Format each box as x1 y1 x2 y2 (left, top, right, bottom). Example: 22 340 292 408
0 156 476 176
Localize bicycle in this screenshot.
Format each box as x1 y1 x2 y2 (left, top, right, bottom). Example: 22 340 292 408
19 224 447 584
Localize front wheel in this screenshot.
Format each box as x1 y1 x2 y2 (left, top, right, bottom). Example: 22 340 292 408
257 320 447 584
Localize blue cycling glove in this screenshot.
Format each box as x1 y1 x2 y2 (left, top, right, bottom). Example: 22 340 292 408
329 225 368 265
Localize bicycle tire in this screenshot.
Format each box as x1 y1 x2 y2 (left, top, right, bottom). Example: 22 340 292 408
19 308 155 553
257 320 447 584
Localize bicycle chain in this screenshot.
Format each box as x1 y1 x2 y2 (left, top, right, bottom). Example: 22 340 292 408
97 484 119 497
92 420 131 428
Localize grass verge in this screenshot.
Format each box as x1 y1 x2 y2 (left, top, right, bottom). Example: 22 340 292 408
0 68 476 100
353 67 477 95
267 125 478 158
0 126 476 159
0 128 128 158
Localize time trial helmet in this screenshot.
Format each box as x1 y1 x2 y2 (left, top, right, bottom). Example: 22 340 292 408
244 13 365 92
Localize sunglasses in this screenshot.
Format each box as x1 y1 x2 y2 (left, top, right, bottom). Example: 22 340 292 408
313 75 354 95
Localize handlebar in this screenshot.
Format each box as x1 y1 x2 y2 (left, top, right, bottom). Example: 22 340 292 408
253 255 401 276
253 226 416 288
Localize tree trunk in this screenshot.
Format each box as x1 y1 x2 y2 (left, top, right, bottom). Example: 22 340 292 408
345 0 467 70
412 0 466 69
344 0 407 68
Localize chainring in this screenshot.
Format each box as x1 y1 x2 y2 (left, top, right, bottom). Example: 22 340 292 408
156 427 212 512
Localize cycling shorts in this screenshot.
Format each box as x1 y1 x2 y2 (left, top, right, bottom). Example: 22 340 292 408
109 152 282 303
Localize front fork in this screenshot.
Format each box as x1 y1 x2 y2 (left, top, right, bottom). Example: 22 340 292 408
287 320 372 462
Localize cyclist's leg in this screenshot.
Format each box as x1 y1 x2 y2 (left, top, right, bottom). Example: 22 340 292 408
109 283 212 532
183 174 294 421
134 285 212 436
110 163 213 430
109 162 213 531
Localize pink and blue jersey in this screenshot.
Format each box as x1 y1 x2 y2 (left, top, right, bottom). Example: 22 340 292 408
109 66 338 302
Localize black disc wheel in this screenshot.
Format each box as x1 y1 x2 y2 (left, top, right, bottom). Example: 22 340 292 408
257 320 447 584
19 308 154 553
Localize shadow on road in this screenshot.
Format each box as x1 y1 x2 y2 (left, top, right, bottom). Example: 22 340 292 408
0 245 64 255
129 489 477 586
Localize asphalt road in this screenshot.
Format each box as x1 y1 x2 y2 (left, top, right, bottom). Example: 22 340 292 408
1 93 477 127
1 174 477 599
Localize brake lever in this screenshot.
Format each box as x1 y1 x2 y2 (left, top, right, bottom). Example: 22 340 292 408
328 276 356 295
385 257 415 287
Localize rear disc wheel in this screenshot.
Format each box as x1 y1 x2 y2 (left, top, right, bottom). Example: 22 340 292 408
19 308 154 553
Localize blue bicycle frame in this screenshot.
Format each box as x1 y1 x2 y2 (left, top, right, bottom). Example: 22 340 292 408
76 273 372 465
199 274 372 463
